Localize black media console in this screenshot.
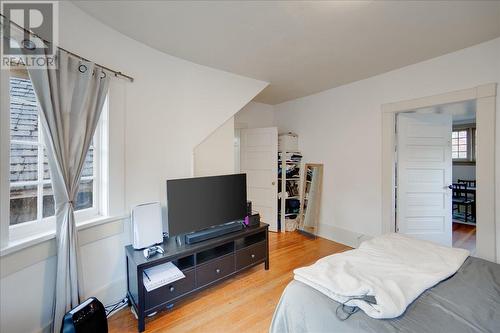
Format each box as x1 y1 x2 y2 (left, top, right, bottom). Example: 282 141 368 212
125 223 269 332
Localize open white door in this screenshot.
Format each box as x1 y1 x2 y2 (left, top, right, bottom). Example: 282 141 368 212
397 113 452 246
240 127 278 232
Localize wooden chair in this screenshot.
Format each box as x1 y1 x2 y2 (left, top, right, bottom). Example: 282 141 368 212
457 179 477 221
451 183 475 223
457 179 476 188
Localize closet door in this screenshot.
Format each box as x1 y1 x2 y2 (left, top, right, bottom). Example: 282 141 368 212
240 127 278 232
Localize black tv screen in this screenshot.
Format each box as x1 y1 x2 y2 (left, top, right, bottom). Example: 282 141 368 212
166 174 247 236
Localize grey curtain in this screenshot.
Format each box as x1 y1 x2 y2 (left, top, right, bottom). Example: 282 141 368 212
25 51 110 333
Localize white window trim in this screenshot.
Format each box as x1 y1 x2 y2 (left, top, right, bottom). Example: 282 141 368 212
2 72 110 244
452 125 476 163
451 129 469 161
0 214 128 257
0 70 10 248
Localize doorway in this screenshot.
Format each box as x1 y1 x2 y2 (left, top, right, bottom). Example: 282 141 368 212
395 101 476 252
382 83 497 262
450 104 477 253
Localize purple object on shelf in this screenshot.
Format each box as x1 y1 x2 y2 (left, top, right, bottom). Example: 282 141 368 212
244 216 250 226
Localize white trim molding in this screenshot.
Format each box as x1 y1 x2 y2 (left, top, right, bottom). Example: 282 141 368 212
0 70 10 248
381 83 497 262
0 214 127 257
317 223 372 249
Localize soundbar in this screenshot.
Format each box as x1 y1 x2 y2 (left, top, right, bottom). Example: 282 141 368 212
185 221 243 244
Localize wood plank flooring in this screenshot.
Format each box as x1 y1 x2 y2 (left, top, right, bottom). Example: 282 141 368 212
108 232 350 333
452 222 476 253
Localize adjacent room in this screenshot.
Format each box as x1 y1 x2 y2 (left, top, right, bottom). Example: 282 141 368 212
0 1 499 333
395 101 478 254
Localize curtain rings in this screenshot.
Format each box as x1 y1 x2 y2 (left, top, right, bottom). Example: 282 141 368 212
21 39 36 50
100 71 107 79
78 64 87 73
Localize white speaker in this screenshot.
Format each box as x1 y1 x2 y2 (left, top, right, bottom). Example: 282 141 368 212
131 202 163 249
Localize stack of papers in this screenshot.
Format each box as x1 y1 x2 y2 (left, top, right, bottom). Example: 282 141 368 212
143 262 185 292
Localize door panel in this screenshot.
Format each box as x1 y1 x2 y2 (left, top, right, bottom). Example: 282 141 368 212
397 113 452 246
240 127 278 231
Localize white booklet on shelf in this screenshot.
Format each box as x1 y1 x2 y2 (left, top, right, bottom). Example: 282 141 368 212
143 262 185 292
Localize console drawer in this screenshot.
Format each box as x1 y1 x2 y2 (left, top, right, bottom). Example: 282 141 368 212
196 254 235 287
144 269 195 310
235 241 266 270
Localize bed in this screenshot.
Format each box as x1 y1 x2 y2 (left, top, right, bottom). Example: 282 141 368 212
271 256 500 333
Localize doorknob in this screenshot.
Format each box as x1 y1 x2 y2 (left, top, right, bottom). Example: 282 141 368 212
272 181 276 186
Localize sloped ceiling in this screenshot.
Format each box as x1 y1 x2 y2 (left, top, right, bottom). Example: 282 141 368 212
73 1 500 104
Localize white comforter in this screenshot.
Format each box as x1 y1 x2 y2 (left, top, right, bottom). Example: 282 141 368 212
294 233 469 319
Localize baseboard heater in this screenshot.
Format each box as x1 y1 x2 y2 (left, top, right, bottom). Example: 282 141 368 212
185 221 243 244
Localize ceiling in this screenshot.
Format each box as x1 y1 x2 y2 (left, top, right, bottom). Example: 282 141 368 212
414 100 476 123
72 1 500 105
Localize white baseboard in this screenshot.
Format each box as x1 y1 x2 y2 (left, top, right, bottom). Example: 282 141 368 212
317 223 372 248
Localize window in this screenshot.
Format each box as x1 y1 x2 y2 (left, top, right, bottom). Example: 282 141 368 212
452 126 476 162
7 68 105 239
452 130 468 160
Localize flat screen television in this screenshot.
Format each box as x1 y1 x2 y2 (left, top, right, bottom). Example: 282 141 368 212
166 174 247 237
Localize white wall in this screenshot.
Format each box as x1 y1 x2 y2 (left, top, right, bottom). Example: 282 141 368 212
0 2 267 332
193 101 276 177
235 101 275 129
275 38 500 249
194 117 236 177
0 220 130 333
453 165 476 182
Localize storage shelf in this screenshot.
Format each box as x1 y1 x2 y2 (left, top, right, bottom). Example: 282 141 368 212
278 178 300 181
278 161 301 165
196 242 234 265
278 149 302 233
278 212 299 216
126 224 270 332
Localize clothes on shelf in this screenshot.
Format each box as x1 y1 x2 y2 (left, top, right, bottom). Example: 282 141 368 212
279 152 303 162
277 150 303 231
286 181 300 197
278 164 300 179
286 198 301 214
278 198 301 213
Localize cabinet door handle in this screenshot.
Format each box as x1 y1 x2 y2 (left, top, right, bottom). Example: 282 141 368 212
251 254 255 259
215 268 221 274
169 286 175 292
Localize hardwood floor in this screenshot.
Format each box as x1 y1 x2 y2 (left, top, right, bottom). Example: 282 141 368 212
108 232 350 333
452 222 476 253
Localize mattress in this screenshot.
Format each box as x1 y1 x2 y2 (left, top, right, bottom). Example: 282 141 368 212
270 257 500 333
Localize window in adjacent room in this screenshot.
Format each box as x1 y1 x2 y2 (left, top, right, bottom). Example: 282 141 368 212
452 130 468 160
452 125 476 162
7 67 105 239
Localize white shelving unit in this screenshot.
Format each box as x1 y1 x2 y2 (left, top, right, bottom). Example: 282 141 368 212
278 152 302 232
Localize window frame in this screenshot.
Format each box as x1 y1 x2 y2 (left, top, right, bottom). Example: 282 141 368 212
4 69 108 243
452 123 476 165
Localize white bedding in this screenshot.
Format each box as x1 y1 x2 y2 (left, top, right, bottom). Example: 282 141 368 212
294 233 469 319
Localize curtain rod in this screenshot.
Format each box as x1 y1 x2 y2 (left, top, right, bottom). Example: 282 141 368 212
0 13 134 82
